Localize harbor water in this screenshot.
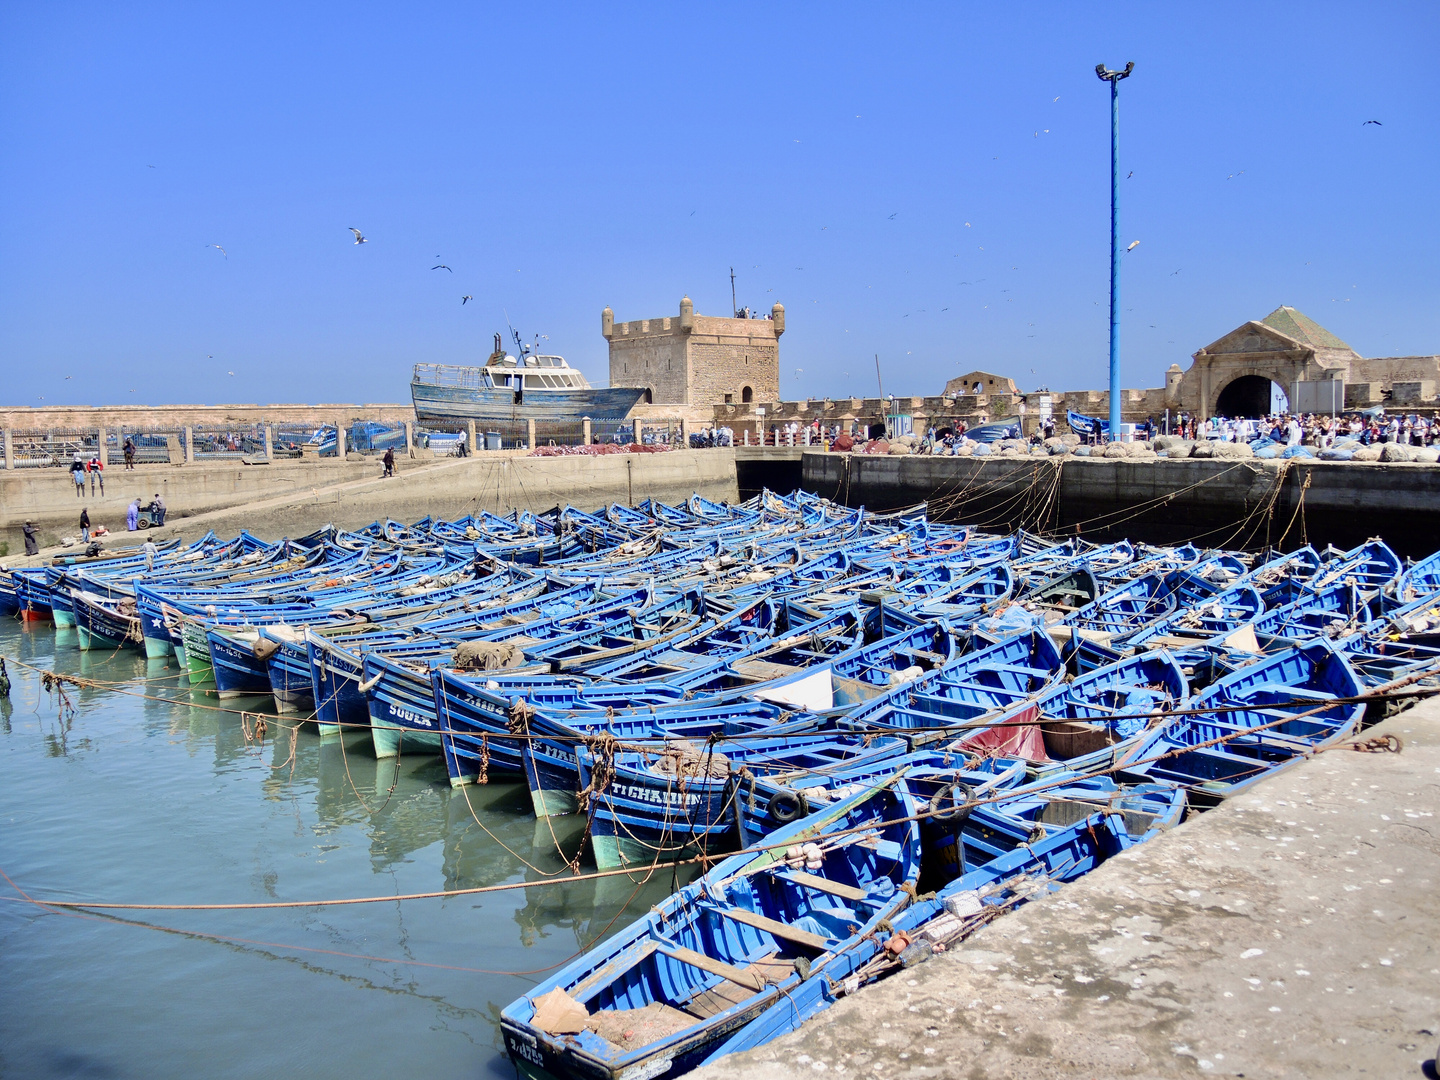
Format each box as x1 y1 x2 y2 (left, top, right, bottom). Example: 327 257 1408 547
0 619 687 1080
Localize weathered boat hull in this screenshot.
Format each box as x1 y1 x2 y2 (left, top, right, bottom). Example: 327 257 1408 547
410 381 648 425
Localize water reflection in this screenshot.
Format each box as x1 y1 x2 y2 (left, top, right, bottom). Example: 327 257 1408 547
0 618 689 1080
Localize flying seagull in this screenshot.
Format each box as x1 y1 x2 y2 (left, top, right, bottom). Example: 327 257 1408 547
208 244 227 258
1127 240 1140 251
1363 119 1382 126
888 213 897 220
432 264 452 272
1127 171 1133 178
349 228 367 245
461 295 472 305
227 371 234 376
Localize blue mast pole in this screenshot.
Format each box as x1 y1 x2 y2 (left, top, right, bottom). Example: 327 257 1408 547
1096 62 1133 440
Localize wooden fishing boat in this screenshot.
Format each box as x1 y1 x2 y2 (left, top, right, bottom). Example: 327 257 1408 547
70 589 144 651
1020 648 1188 766
578 730 909 871
501 778 920 1080
1127 640 1364 805
1062 573 1177 643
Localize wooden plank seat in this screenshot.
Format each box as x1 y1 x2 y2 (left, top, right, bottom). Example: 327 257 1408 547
705 905 832 951
766 869 869 902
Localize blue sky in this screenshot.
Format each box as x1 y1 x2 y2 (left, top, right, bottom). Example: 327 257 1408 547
2 2 1436 407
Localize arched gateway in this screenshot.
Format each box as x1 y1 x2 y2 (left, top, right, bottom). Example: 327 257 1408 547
1180 306 1362 420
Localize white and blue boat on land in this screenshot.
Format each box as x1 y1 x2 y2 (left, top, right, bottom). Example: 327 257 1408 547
411 334 648 426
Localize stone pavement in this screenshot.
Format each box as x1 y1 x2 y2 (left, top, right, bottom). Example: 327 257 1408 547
696 702 1440 1080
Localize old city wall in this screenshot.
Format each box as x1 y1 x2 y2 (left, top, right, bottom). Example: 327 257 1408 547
0 402 414 431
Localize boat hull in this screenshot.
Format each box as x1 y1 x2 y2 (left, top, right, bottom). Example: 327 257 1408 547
410 382 647 425
207 630 273 699
307 640 370 739
182 622 216 690
364 657 445 757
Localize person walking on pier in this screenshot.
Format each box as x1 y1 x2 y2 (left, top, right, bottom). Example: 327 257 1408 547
126 499 140 532
69 453 86 497
382 447 395 478
123 438 136 469
455 428 469 457
79 508 90 542
22 521 39 556
142 538 157 573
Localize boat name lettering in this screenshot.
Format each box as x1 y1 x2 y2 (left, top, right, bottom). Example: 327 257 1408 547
387 705 434 728
614 784 701 808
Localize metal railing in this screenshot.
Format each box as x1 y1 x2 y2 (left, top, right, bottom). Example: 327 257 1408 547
108 429 184 466
191 425 261 460
7 429 102 468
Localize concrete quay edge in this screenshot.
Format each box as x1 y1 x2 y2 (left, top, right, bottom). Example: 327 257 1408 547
694 702 1440 1080
0 448 739 556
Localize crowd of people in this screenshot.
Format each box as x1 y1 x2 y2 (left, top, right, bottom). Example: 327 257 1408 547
706 409 1437 456
1173 411 1437 448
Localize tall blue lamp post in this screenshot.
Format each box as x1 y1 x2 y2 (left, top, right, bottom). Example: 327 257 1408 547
1096 61 1134 439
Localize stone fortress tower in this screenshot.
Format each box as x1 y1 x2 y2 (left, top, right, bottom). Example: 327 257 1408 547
603 297 784 406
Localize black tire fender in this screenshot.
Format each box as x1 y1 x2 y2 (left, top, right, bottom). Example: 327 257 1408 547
928 781 974 825
767 788 809 824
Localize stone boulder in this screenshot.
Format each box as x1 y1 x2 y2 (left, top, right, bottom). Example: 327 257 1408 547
1102 442 1131 459
1213 442 1254 459
1416 447 1440 464
1129 448 1159 460
1380 443 1415 463
1351 445 1383 462
887 443 912 455
1047 443 1070 456
1189 441 1217 458
1060 433 1082 446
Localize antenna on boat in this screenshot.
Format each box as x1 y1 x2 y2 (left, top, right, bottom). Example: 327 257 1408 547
730 267 738 317
503 309 527 357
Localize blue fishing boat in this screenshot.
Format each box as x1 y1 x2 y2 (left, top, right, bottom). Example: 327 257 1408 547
1023 648 1189 767
1309 539 1403 594
501 779 920 1080
1128 640 1364 804
70 590 143 651
857 629 1065 745
578 730 909 871
1063 573 1177 642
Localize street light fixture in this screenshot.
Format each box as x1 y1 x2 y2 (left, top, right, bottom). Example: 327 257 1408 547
1096 61 1134 440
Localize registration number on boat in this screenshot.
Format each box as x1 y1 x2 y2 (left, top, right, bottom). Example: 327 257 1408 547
506 1033 544 1067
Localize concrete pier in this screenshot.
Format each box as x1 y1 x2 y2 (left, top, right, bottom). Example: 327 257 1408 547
696 702 1440 1080
799 453 1440 557
0 448 737 551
